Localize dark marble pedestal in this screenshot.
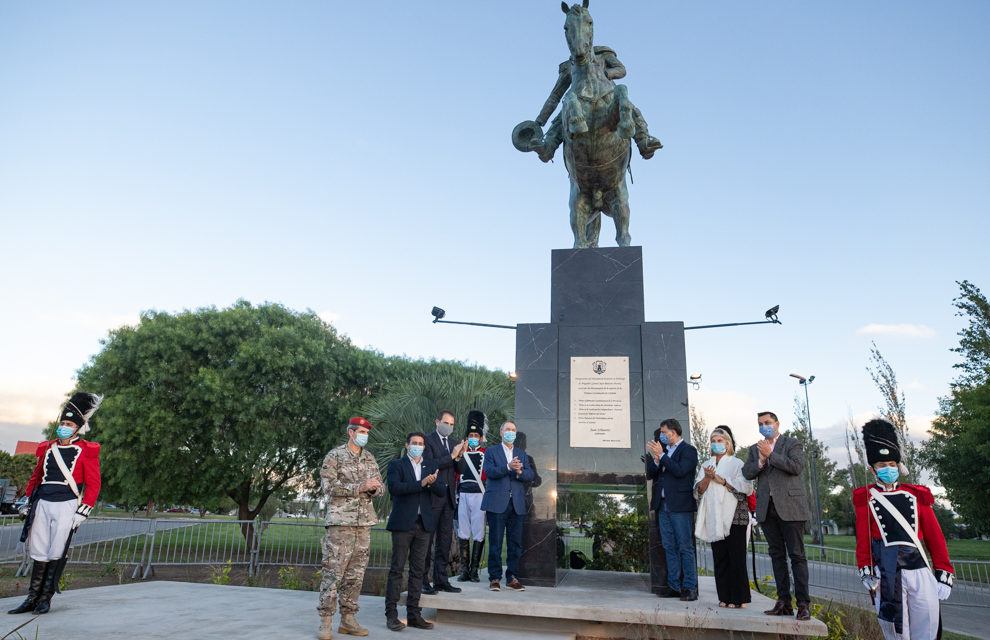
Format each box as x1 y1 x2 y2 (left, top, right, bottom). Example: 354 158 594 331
515 247 689 590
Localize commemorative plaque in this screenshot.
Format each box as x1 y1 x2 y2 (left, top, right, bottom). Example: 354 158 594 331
569 356 631 448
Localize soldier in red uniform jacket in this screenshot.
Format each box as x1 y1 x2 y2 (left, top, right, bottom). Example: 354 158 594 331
9 392 102 616
853 419 953 640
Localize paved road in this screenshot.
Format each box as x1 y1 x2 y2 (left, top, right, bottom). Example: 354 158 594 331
700 546 989 638
0 517 198 562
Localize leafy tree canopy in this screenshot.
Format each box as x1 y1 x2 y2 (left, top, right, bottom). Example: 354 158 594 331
922 280 990 534
76 301 379 524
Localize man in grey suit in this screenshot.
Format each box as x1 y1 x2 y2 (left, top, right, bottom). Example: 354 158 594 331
742 411 811 621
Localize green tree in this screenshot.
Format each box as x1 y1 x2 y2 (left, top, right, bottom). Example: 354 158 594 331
0 452 37 498
76 301 373 542
363 368 514 472
867 342 921 478
689 404 707 474
787 395 842 543
922 281 990 534
843 413 871 489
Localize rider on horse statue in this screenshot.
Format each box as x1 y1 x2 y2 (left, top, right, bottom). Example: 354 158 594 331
531 45 663 163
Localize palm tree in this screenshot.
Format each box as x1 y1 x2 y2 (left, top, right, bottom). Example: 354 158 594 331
363 369 514 517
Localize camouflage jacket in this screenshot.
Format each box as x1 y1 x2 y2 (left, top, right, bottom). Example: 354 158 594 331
321 443 383 527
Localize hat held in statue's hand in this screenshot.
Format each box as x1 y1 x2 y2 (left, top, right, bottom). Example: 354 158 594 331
512 120 545 153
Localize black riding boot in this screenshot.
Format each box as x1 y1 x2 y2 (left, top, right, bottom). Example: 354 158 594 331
8 561 47 614
33 562 57 614
470 539 485 582
456 539 471 582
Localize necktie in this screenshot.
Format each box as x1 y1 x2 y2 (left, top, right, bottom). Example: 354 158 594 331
442 437 448 453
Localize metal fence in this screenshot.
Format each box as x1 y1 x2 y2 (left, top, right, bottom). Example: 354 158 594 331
696 539 990 608
2 514 987 607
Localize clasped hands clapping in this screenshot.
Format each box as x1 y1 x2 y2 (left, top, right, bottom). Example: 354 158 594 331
360 478 383 492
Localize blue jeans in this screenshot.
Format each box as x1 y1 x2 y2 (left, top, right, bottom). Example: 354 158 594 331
486 504 522 582
658 507 697 592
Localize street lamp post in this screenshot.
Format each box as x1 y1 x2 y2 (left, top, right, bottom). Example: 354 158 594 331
790 373 826 551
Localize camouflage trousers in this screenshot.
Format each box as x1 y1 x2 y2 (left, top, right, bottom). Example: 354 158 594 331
318 525 371 616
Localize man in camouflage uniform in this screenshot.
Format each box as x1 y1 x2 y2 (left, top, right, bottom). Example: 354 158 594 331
318 416 384 640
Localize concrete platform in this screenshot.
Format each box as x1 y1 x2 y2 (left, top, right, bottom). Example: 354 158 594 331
0 575 826 640
410 572 827 639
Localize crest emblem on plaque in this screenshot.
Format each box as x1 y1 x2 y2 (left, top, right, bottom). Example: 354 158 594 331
592 360 607 374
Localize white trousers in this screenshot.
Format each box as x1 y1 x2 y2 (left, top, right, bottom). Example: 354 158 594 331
457 493 485 541
29 499 77 562
876 567 940 640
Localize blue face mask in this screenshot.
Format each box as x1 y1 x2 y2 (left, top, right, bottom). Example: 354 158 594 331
57 425 76 440
711 442 726 455
408 444 425 459
759 424 776 439
353 433 368 448
468 437 480 448
876 466 899 485
658 433 670 445
502 431 516 444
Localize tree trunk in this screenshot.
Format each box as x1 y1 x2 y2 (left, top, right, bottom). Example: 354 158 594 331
146 500 155 518
237 500 256 550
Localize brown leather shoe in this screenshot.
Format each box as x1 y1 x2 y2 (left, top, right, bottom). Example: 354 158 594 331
505 578 526 592
489 580 500 591
796 604 811 621
763 600 794 616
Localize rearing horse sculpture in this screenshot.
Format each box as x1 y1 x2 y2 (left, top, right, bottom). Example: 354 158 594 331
560 0 636 248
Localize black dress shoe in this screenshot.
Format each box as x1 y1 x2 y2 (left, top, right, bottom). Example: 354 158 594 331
407 616 434 630
386 617 406 632
436 582 462 593
658 587 682 598
679 589 698 601
764 600 794 616
796 604 812 621
420 583 436 595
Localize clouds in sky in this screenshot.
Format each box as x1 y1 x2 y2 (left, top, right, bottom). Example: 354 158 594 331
856 324 935 338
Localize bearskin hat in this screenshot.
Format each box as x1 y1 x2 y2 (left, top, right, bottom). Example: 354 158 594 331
60 392 103 428
466 410 487 437
863 418 900 466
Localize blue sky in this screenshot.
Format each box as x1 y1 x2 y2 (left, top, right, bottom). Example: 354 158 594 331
1 1 988 474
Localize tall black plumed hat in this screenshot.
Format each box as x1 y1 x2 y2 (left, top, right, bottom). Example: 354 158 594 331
59 392 103 428
862 418 900 466
466 410 486 436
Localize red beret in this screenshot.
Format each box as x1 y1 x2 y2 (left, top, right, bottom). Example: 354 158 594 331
349 416 372 430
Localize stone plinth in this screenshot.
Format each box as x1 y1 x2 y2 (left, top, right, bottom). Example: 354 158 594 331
515 247 689 590
416 571 828 639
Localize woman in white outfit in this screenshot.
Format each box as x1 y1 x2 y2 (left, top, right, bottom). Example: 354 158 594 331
694 426 753 609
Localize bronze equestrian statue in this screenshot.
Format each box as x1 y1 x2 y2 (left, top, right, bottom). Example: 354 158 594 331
513 1 661 248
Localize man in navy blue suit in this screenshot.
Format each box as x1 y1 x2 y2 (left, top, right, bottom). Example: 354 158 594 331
480 421 534 592
384 432 445 632
646 418 699 601
421 410 465 594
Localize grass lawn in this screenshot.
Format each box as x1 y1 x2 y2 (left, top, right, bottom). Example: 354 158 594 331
807 534 990 561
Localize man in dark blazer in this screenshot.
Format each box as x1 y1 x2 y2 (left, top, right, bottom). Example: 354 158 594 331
645 418 699 600
742 411 811 621
481 421 535 592
421 410 465 594
384 432 445 632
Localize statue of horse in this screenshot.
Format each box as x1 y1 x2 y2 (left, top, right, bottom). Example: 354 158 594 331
559 0 635 248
